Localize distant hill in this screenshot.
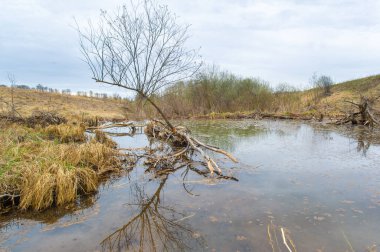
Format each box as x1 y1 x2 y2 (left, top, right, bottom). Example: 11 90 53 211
308 75 380 116
0 86 131 120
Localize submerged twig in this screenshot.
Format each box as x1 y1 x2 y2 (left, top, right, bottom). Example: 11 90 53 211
341 230 355 252
281 228 294 252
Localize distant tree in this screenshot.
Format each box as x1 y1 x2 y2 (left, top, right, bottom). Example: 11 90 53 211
0 73 22 117
275 83 298 93
113 93 121 100
77 0 201 129
36 84 45 92
61 89 71 95
15 85 30 90
310 73 333 96
8 73 16 116
317 75 333 95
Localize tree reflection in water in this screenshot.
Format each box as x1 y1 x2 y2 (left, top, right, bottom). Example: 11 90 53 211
101 170 206 252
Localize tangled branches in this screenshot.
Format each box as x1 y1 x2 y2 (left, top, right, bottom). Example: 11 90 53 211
144 120 238 177
336 96 380 127
89 119 239 178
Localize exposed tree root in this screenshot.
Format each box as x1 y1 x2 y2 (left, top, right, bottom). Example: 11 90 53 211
336 96 380 127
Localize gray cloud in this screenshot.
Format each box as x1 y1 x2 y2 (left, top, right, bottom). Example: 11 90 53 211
0 0 379 92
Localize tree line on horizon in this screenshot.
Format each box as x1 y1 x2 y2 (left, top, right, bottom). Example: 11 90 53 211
0 82 129 101
1 69 333 117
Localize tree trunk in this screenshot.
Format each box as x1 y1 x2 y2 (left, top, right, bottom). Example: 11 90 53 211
139 92 175 130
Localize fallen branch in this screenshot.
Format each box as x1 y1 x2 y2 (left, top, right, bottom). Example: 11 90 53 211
86 122 143 131
281 228 294 252
145 120 238 175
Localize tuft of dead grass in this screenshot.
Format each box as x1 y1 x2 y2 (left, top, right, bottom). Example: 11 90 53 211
44 124 86 143
92 130 117 148
0 123 124 212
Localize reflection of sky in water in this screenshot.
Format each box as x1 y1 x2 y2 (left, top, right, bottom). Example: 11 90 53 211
1 120 380 251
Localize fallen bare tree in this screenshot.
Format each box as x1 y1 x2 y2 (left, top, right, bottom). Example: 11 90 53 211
78 0 237 176
336 96 380 127
144 120 238 175
87 120 239 177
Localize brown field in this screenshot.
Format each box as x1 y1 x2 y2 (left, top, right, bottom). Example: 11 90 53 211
0 86 130 120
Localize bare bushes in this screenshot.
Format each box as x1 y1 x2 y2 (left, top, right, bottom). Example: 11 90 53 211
157 71 275 116
142 71 307 118
309 74 334 102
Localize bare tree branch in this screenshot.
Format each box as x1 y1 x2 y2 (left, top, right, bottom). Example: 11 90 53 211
77 0 202 129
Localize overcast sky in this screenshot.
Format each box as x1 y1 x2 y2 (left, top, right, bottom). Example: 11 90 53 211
1 0 380 93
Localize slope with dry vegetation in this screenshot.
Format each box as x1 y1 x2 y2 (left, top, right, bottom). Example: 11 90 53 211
0 86 129 120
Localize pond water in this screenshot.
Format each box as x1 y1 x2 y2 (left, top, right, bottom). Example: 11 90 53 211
1 120 380 251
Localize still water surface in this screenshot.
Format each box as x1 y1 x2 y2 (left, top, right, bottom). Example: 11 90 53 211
1 120 380 251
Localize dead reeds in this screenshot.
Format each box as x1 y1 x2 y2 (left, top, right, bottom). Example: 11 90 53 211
0 122 127 212
44 124 86 143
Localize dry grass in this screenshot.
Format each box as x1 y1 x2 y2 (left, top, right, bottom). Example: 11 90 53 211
301 75 380 116
92 130 118 148
0 86 129 120
0 122 124 212
44 124 86 143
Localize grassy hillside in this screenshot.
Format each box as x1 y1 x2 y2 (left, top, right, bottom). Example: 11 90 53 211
1 74 380 121
0 87 129 120
306 74 380 116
